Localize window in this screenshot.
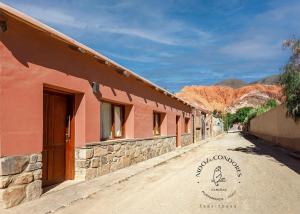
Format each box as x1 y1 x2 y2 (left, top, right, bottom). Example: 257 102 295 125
101 102 125 140
114 106 122 137
153 112 161 135
184 118 189 133
101 102 112 140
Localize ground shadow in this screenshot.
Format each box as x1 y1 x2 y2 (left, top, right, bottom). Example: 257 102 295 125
228 133 300 175
42 183 60 194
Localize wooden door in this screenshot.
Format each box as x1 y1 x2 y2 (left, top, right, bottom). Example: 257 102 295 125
43 90 74 187
176 116 180 147
201 116 206 140
192 115 195 143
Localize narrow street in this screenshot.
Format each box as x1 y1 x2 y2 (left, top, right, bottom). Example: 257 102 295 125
55 133 300 214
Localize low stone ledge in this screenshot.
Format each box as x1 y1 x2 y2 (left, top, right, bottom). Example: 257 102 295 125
181 133 193 147
83 135 177 147
0 153 42 208
75 136 177 180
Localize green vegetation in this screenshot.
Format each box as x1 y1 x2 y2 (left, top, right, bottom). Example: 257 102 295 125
223 112 237 131
280 39 300 120
235 107 253 123
265 99 278 108
223 99 278 131
223 107 253 131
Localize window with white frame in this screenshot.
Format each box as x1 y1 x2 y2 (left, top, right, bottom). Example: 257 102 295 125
101 102 125 140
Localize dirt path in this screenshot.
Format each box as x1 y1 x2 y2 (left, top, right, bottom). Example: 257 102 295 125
56 133 300 214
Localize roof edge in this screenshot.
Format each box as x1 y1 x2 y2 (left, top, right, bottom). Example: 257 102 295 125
0 2 196 109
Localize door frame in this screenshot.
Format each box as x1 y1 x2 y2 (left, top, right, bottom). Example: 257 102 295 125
43 87 75 186
176 115 180 147
201 115 206 140
192 115 195 143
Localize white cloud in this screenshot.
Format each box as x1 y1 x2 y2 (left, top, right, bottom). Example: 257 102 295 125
218 2 300 61
220 39 282 60
11 3 86 28
95 26 179 46
102 51 157 63
7 1 213 47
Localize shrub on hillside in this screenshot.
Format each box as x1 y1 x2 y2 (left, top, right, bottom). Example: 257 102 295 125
265 99 278 108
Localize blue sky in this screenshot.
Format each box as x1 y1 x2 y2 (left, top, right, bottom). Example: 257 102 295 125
2 0 300 92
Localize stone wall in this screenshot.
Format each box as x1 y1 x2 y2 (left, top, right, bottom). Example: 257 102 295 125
180 133 193 147
0 153 42 208
75 136 176 180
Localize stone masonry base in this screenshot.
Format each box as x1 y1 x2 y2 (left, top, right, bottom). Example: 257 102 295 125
181 133 192 147
0 135 192 208
0 153 42 208
75 136 177 180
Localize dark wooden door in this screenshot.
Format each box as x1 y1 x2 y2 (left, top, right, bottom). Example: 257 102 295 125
201 117 206 140
43 90 74 187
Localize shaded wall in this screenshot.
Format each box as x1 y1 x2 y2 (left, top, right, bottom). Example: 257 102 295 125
249 105 300 152
0 14 192 157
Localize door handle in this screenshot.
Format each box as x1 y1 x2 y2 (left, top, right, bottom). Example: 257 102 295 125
66 115 71 143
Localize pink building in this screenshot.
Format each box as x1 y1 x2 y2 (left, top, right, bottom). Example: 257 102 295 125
0 3 201 208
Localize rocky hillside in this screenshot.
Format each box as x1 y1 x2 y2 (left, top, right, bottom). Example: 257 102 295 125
250 74 280 85
214 74 281 88
176 84 283 113
215 79 247 88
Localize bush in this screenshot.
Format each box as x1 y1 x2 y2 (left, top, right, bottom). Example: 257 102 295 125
243 108 257 123
235 107 253 123
223 113 236 131
265 99 277 108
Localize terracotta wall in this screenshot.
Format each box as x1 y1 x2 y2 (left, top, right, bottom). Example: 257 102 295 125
0 15 192 157
249 105 300 152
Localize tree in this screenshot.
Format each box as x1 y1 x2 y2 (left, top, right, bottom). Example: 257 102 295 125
280 39 300 120
223 113 236 131
223 99 278 131
243 108 257 123
235 107 253 123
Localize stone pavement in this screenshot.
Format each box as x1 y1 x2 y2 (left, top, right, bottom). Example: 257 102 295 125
1 136 221 214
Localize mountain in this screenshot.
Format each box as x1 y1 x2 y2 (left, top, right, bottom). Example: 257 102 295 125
215 79 247 88
176 74 283 113
214 74 281 88
176 84 283 113
250 74 280 85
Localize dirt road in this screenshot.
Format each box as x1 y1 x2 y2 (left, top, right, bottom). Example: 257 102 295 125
56 133 300 214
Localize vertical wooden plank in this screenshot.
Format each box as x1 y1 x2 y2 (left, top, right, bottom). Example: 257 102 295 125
43 90 75 186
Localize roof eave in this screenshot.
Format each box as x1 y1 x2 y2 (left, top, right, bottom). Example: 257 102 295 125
0 2 194 108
